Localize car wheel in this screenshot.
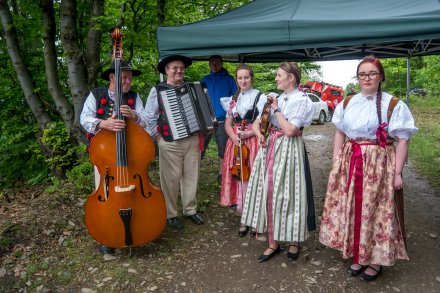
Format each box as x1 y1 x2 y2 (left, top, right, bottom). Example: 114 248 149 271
318 110 326 125
326 109 333 122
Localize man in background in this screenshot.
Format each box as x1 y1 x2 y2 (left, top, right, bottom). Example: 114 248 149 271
201 55 237 183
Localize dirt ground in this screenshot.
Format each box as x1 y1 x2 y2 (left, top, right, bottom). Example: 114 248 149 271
152 123 440 293
1 123 440 293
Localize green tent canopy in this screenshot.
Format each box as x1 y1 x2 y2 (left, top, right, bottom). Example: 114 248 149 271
157 0 440 62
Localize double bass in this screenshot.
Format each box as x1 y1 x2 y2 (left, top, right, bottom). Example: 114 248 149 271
84 28 166 248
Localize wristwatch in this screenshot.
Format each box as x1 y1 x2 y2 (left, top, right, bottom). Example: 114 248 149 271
273 108 281 114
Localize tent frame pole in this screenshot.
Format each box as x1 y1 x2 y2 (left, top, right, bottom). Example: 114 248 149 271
406 56 410 106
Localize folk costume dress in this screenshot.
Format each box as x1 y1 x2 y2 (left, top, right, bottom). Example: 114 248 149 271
241 89 315 244
319 92 417 266
220 88 266 212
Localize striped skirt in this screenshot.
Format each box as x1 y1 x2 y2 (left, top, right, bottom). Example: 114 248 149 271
241 132 309 243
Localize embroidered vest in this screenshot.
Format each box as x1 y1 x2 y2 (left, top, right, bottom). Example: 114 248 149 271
155 82 177 142
91 86 137 120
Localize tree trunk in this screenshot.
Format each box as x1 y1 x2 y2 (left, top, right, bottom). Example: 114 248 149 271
60 0 89 136
0 0 52 130
85 0 104 89
157 0 165 26
40 0 76 134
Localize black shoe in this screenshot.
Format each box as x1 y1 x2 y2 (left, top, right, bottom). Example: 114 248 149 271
98 244 115 255
360 266 382 282
167 217 184 230
347 264 366 277
287 244 300 261
187 213 204 225
249 230 257 237
238 226 249 237
257 245 281 263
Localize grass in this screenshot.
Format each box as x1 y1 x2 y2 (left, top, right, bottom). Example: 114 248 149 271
408 95 440 195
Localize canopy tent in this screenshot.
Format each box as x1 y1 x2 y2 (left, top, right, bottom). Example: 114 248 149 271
157 0 440 63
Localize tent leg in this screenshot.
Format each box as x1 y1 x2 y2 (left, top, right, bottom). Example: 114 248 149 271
406 57 410 106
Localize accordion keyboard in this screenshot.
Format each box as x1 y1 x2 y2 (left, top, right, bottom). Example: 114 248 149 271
161 89 200 140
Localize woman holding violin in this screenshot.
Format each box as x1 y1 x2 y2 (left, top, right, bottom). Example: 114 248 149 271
241 62 316 263
220 64 266 237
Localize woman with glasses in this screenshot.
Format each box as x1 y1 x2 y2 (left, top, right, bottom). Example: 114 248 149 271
241 62 316 263
319 55 417 282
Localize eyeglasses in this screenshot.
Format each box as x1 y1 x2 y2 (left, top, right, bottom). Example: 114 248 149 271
357 72 379 80
168 66 185 72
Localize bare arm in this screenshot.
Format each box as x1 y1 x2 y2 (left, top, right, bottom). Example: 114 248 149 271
252 117 266 147
332 129 346 163
394 137 409 190
225 117 239 145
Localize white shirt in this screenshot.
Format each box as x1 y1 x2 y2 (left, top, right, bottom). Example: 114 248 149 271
258 89 315 128
226 88 267 119
144 86 160 138
332 92 417 140
80 89 147 134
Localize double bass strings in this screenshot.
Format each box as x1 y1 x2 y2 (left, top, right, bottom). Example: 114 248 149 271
114 59 130 190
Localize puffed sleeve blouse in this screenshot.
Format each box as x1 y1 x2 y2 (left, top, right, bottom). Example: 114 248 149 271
226 88 267 120
332 92 417 140
258 89 315 129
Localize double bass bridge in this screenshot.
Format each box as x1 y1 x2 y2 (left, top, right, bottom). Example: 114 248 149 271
115 185 135 192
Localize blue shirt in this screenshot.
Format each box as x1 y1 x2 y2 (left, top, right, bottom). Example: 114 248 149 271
201 68 237 121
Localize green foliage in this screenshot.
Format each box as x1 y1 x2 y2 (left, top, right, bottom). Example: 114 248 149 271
0 115 49 189
41 121 76 173
414 56 440 97
409 94 440 195
65 144 94 195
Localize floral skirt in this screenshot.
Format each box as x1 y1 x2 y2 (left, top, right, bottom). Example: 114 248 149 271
319 140 408 266
220 124 259 212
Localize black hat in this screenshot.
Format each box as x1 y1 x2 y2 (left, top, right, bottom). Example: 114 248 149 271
157 54 192 74
101 61 142 81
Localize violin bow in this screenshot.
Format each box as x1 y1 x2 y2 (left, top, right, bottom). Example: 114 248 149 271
239 120 246 207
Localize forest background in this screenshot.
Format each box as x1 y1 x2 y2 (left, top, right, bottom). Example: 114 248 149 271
0 0 439 196
0 1 439 292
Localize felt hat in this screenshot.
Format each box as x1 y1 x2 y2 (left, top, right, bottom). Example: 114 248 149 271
101 61 142 81
157 54 192 74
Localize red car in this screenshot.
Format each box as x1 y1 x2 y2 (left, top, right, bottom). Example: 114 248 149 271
303 81 344 121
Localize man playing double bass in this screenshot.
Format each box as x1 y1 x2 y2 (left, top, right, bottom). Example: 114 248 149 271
80 61 148 255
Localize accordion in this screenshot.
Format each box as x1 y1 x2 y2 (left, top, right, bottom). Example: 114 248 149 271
157 82 216 142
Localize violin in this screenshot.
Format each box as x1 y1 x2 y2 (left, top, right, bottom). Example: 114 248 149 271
260 95 273 136
231 120 250 181
84 28 166 248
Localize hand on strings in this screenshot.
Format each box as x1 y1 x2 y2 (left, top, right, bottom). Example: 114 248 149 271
238 129 253 140
231 134 240 146
100 114 126 132
120 105 138 121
